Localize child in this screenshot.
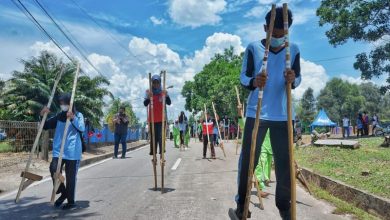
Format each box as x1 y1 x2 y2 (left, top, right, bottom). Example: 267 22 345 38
202 112 216 159
144 74 171 158
234 7 301 220
213 119 219 147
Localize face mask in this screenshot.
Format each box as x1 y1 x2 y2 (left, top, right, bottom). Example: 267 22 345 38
152 87 162 94
270 36 285 48
60 105 69 112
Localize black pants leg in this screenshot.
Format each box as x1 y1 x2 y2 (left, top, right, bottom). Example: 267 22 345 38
50 158 66 196
149 122 163 155
236 119 291 212
50 158 79 204
64 159 79 204
203 134 215 157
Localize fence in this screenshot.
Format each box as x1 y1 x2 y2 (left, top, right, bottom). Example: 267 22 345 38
0 120 140 152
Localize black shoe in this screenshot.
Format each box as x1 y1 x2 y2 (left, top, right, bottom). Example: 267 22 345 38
235 205 251 219
54 194 66 208
113 156 118 159
121 156 125 159
279 209 291 220
62 203 77 210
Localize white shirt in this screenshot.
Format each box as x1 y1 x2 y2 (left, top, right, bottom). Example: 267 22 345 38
342 118 349 127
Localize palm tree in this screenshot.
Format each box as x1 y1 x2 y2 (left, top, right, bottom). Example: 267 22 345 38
0 51 111 128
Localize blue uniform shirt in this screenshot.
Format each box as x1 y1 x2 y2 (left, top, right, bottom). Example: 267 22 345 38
240 40 301 121
44 111 85 160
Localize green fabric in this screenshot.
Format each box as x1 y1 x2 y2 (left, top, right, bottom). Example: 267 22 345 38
255 129 273 190
185 129 190 146
173 126 180 148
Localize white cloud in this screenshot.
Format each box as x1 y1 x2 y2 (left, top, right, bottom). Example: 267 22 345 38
293 58 329 98
29 41 72 58
244 6 268 18
150 16 166 25
168 0 227 28
292 8 315 25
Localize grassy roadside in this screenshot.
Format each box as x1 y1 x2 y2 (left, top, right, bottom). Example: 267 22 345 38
309 183 380 220
296 137 390 199
0 141 12 153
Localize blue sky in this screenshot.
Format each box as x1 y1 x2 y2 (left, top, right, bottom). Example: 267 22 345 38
0 0 374 121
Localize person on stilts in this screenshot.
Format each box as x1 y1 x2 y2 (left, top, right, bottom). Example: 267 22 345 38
202 111 216 159
144 74 171 159
234 6 301 220
42 93 85 209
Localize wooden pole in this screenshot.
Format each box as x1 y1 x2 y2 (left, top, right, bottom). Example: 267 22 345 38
235 86 244 155
242 4 276 220
283 3 296 219
161 70 166 193
149 73 157 190
203 104 211 155
15 66 64 203
50 63 80 203
211 102 226 157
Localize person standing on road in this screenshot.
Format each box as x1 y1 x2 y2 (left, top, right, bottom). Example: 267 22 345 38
41 93 85 210
113 106 129 159
144 74 172 158
202 112 216 159
234 7 301 219
178 111 187 148
169 123 174 140
342 115 350 138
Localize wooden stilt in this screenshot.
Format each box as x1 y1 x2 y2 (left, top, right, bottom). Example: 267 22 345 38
51 63 80 204
283 3 297 219
15 67 64 203
161 70 167 193
211 102 226 158
149 73 158 190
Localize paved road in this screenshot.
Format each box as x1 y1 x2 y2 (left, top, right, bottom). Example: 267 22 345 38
0 140 348 220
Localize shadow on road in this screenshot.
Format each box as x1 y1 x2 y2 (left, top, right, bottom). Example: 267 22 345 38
148 187 176 194
0 197 98 219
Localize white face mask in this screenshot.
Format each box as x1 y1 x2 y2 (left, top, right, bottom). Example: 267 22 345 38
60 105 69 112
270 36 285 48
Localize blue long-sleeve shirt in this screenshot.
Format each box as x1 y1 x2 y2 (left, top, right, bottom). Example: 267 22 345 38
240 40 301 121
43 111 85 160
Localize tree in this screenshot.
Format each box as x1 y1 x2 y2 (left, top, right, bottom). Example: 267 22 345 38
359 82 381 114
317 78 365 124
299 87 316 124
105 98 139 132
317 0 390 92
181 47 249 119
0 51 111 128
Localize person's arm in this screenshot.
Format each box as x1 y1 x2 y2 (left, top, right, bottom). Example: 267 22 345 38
291 52 301 89
71 112 85 132
240 45 256 91
144 90 151 106
43 114 58 130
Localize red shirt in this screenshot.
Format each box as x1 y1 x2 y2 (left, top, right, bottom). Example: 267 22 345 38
202 119 214 135
148 93 164 123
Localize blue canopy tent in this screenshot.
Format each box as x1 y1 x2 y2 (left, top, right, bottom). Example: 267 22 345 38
310 109 337 131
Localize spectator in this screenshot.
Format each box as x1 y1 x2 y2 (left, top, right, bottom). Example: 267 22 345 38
357 113 364 137
342 115 350 138
363 111 369 135
113 106 129 159
372 113 379 136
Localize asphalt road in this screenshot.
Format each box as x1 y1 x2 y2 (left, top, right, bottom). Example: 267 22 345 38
0 140 349 220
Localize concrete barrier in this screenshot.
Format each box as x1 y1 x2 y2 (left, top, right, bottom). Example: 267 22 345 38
301 167 390 219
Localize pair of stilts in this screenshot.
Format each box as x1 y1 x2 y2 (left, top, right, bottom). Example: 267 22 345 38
15 63 81 204
148 71 167 193
203 103 227 159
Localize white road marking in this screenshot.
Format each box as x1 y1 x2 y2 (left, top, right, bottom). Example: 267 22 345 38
171 158 182 170
0 145 148 200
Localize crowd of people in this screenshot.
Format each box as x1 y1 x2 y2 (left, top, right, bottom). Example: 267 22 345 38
342 112 380 138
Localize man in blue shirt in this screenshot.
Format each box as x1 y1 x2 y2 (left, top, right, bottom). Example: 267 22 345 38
41 93 85 210
234 7 301 220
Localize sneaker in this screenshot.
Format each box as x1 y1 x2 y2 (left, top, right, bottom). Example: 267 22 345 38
54 194 66 208
279 209 291 220
121 156 125 159
62 203 77 210
202 156 206 159
113 156 118 159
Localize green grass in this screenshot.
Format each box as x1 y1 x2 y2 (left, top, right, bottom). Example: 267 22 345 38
309 183 380 220
296 137 390 199
0 141 13 153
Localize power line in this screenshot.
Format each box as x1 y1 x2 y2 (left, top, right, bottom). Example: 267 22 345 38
69 0 145 66
311 55 356 63
33 0 105 77
11 0 74 62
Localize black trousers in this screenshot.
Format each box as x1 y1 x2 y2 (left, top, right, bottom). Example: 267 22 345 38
149 122 163 155
180 130 184 145
50 158 79 204
203 134 215 158
236 118 292 212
